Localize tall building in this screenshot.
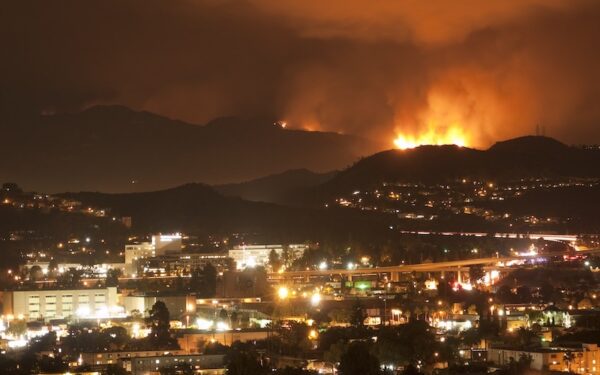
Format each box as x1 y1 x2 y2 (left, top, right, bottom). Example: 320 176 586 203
152 233 183 256
124 242 155 275
124 233 183 275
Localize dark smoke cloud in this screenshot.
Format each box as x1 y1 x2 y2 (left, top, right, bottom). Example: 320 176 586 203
1 0 599 147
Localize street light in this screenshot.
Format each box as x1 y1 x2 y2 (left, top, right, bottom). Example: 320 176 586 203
311 293 321 306
277 286 289 300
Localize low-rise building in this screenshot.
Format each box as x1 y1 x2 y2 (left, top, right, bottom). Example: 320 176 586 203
228 244 307 270
80 349 187 366
22 261 126 277
2 286 119 321
130 354 225 375
488 344 600 374
176 329 271 353
139 252 232 275
80 350 225 374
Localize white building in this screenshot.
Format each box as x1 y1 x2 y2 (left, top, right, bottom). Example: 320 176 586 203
228 244 307 270
2 287 120 321
152 233 183 256
124 242 155 274
124 234 182 275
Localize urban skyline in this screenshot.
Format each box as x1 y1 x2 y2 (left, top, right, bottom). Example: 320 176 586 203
2 2 600 375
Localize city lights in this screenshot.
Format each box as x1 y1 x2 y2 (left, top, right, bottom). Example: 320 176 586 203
1 4 598 368
196 318 214 330
216 321 230 331
76 305 91 317
310 293 321 307
278 286 289 300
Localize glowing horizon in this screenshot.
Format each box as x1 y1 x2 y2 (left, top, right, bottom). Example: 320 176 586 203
393 125 469 150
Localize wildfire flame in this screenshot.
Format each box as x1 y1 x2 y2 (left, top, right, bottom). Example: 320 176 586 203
393 125 469 150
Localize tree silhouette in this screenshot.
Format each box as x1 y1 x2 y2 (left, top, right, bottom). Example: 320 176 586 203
506 354 532 375
106 268 122 287
339 341 381 375
323 340 348 364
269 249 282 272
200 263 217 297
350 299 366 327
219 308 229 322
29 265 43 281
226 342 268 375
469 265 484 283
147 301 173 348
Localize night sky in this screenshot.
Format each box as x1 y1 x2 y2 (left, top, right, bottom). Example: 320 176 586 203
2 0 600 148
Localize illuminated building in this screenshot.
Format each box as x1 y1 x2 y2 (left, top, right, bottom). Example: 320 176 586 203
152 233 183 255
124 242 155 274
228 244 307 270
80 348 187 366
434 318 473 332
22 261 126 277
124 233 183 274
138 252 232 275
130 354 225 374
176 329 271 352
2 286 119 321
79 349 225 374
488 344 600 373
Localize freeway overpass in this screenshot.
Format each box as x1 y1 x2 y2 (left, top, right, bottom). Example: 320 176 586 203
268 248 600 282
398 230 581 243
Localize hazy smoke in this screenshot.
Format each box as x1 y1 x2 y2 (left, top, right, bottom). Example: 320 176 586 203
2 0 600 147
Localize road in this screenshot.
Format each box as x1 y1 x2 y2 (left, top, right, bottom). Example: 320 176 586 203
398 230 583 243
31 248 599 285
268 248 600 280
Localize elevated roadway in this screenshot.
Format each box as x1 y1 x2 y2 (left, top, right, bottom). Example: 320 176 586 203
268 248 600 281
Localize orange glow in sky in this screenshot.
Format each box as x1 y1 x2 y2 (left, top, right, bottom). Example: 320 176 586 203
393 91 473 150
393 124 469 150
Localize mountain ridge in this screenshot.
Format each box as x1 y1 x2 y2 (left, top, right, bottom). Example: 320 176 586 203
0 105 383 193
58 182 393 240
304 136 600 202
215 168 337 203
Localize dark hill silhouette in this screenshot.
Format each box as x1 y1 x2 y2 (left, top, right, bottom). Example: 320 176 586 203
215 168 337 203
59 183 393 239
488 135 569 154
307 136 600 201
0 105 383 192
